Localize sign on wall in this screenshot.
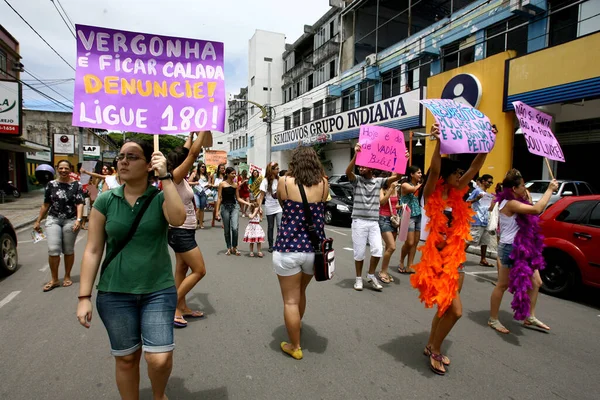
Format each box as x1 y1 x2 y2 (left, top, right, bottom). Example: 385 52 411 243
272 89 421 148
54 134 75 154
0 80 21 135
27 151 52 162
204 150 227 166
73 24 226 134
83 145 101 159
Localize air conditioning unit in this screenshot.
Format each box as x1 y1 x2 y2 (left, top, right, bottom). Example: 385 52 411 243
365 54 377 66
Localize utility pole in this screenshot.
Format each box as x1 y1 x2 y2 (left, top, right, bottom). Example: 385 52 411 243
78 127 84 165
265 57 273 164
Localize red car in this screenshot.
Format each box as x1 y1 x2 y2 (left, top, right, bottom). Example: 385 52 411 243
538 195 600 296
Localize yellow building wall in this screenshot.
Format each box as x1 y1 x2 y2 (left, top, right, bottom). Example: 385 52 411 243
507 32 600 96
425 51 516 183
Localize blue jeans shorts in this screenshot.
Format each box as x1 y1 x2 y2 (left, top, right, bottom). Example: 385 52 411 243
168 228 198 253
408 215 421 232
498 243 514 268
378 215 396 233
194 191 207 209
97 286 177 356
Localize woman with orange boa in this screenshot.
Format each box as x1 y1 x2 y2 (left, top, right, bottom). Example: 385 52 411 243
411 123 496 375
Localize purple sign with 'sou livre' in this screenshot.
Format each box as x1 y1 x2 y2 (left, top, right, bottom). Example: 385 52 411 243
73 24 225 134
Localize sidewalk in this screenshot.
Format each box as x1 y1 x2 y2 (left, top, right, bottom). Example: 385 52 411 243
0 189 45 230
466 244 498 259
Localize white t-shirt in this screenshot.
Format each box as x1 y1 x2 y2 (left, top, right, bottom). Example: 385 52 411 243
104 175 121 190
260 178 282 215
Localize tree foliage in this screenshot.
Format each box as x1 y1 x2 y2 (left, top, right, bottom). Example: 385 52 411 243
107 132 186 154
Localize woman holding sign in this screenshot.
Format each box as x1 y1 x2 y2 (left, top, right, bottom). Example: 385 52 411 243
397 166 423 274
77 138 186 400
412 123 495 376
488 170 557 334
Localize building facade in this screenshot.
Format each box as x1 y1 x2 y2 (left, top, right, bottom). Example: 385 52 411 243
226 87 249 168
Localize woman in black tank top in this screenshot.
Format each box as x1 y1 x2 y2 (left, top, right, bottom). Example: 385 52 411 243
215 167 251 255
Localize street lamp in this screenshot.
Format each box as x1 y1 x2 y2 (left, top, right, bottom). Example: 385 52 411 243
408 131 429 165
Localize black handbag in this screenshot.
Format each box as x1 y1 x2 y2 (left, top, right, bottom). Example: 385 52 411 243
297 184 335 282
100 189 160 276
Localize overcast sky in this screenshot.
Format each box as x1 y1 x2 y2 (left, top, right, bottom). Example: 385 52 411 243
1 0 332 112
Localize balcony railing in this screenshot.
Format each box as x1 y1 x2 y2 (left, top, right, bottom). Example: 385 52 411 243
313 34 340 65
282 53 314 82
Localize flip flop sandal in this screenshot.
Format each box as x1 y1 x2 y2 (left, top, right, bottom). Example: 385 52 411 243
398 266 415 274
524 316 550 331
183 310 204 318
377 272 391 284
234 250 241 256
488 318 510 334
257 252 264 258
429 353 446 375
479 260 492 267
62 280 73 287
174 316 188 328
225 249 231 256
424 345 450 366
43 282 60 292
249 252 255 257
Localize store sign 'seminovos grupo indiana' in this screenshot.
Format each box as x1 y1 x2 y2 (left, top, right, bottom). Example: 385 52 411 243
356 125 407 174
512 101 565 162
421 99 496 155
271 89 420 147
73 24 226 134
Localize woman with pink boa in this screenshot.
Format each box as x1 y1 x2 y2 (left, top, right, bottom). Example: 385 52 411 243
488 170 558 334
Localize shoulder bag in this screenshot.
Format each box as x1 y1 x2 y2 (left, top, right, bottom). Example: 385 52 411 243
297 183 335 282
389 197 400 228
100 189 160 277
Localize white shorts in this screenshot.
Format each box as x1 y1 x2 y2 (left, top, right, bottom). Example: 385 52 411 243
273 251 315 276
469 225 492 247
351 219 383 261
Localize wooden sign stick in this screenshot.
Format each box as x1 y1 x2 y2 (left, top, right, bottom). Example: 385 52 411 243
154 135 160 176
544 157 555 180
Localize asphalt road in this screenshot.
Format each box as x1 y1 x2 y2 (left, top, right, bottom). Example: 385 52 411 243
1 220 599 400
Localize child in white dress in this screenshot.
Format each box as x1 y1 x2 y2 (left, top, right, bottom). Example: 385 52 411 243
243 202 265 257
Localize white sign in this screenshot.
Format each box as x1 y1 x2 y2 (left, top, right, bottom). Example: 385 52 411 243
54 134 75 154
272 89 421 148
83 145 100 157
0 80 21 135
27 151 52 162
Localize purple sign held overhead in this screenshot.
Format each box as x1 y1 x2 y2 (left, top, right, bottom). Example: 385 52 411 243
73 24 225 134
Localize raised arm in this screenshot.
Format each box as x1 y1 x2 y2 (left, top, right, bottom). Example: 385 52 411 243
173 131 212 184
423 124 442 203
152 152 185 225
345 143 360 182
507 180 558 215
401 181 422 195
380 182 397 206
80 168 107 181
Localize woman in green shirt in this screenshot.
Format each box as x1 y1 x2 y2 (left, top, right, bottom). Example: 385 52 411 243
76 138 185 400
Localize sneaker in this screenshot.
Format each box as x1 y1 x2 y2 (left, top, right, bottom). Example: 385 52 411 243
353 277 363 291
366 274 383 291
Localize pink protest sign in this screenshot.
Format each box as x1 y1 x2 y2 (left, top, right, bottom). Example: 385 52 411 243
421 99 496 155
356 125 407 174
512 101 565 162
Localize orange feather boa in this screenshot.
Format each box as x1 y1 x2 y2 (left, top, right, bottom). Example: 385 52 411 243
410 181 474 316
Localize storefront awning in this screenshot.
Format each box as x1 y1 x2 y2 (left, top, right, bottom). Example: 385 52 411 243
0 138 44 153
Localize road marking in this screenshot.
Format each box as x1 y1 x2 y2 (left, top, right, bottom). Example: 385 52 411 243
464 271 498 275
39 234 87 272
19 239 34 244
0 291 21 309
325 228 347 236
343 247 353 251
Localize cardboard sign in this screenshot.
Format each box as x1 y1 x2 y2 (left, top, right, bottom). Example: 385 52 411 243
421 99 496 155
73 24 225 134
204 150 227 166
513 101 565 162
249 176 263 198
249 163 263 175
356 125 407 174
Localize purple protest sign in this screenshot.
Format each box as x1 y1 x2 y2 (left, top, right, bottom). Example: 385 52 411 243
73 24 225 134
513 101 564 162
356 125 407 174
421 99 496 155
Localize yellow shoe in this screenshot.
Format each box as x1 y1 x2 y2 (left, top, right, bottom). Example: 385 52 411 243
280 342 303 360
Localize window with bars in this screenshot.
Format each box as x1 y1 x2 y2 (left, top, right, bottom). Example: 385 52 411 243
381 66 402 100
313 100 323 120
486 18 528 57
326 97 336 116
302 107 311 125
284 116 291 130
405 58 431 91
342 88 356 111
359 81 375 107
441 41 474 72
293 110 301 127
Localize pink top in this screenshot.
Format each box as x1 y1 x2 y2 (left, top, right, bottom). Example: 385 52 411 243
379 195 398 217
170 179 196 230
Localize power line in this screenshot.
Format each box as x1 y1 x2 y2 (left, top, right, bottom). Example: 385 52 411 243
2 0 76 71
23 69 74 106
55 0 76 30
50 0 76 38
0 67 73 111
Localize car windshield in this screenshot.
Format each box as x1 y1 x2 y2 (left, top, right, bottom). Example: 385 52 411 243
526 181 553 194
331 186 353 200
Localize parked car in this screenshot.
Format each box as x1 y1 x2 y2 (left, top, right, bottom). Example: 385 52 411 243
538 195 600 297
325 184 353 225
526 180 596 209
0 214 18 276
328 174 351 186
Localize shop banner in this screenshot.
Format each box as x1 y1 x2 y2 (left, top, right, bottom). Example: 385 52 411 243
272 89 421 148
83 145 101 160
421 99 495 155
73 24 226 134
356 125 407 174
54 134 75 154
204 150 227 166
513 101 565 162
0 80 21 135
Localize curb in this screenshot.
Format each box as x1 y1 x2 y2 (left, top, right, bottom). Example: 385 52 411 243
466 246 498 259
14 218 38 231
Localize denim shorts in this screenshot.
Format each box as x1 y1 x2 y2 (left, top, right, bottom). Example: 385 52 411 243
498 243 514 268
45 216 80 256
273 251 315 276
96 286 177 356
194 191 207 210
408 215 421 232
378 215 397 233
168 228 198 253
